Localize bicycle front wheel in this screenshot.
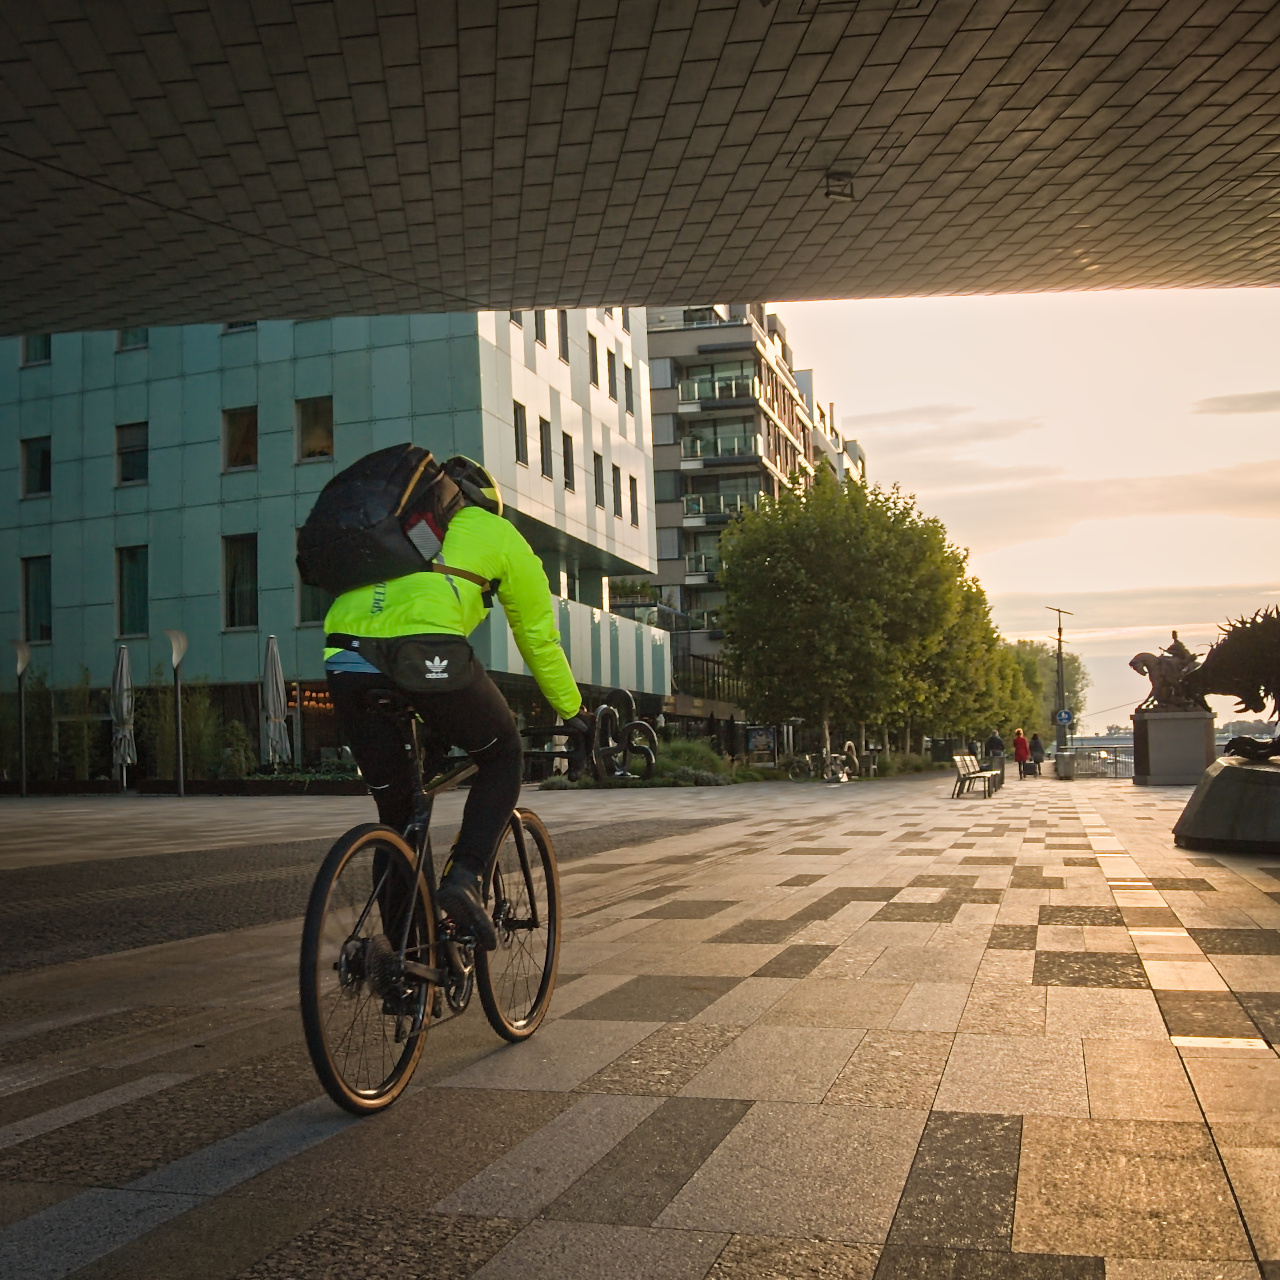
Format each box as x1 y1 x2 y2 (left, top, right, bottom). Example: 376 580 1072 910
477 809 560 1041
299 824 435 1114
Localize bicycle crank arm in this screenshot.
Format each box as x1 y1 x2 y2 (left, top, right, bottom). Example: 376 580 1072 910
402 960 447 984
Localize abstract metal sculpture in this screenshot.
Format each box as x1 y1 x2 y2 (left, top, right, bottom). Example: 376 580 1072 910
1182 609 1280 759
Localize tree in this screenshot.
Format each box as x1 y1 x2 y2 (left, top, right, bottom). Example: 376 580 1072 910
719 471 960 759
1012 640 1091 736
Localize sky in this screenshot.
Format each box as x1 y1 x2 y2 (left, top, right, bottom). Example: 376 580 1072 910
780 290 1280 733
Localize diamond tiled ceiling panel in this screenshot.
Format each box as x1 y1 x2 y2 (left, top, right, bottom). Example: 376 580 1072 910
1 0 1278 333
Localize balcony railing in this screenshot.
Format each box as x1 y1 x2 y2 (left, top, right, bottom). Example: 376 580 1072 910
685 552 722 575
677 376 756 403
682 491 761 517
673 651 742 703
680 434 760 459
686 609 722 633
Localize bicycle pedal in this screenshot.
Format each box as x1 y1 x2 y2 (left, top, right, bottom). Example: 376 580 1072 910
432 988 444 1019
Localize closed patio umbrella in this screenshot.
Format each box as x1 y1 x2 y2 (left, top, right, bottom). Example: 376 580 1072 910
263 635 292 766
110 644 137 789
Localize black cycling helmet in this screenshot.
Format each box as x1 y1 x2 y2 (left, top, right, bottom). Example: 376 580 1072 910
443 455 503 517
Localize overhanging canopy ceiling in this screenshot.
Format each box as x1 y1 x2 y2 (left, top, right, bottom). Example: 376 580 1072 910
1 0 1277 335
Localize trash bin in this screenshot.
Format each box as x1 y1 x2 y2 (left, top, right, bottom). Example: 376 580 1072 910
1055 752 1075 781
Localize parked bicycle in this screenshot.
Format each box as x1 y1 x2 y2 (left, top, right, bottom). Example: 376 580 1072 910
299 689 560 1114
787 742 860 782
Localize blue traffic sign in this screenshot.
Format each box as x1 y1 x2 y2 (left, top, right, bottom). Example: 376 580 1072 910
1055 709 1074 726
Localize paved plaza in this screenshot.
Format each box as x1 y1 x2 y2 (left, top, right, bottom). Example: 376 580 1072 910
0 774 1278 1279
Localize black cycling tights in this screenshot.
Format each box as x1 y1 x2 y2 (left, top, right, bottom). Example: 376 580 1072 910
327 668 523 878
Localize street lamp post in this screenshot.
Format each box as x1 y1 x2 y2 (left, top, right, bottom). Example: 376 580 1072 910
1046 606 1074 752
164 629 188 797
12 641 30 798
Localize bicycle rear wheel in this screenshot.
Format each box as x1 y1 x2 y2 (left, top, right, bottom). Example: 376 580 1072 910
299 824 435 1114
477 809 560 1041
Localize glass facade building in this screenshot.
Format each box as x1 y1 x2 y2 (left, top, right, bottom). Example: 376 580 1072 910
1 310 665 768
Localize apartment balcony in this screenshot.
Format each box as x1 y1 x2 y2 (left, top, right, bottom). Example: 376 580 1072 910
677 375 757 408
686 608 722 633
680 433 761 462
681 491 761 519
680 550 721 576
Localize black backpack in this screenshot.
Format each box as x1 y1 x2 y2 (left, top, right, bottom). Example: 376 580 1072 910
297 444 491 599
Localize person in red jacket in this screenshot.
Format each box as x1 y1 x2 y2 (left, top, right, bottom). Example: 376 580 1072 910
1013 729 1032 778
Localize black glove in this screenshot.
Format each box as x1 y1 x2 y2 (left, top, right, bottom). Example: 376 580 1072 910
563 707 596 781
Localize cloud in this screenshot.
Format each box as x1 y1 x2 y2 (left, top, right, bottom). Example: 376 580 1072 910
1193 390 1280 414
857 417 1045 460
843 404 971 430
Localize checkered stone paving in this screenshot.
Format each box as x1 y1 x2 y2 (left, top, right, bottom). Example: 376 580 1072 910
0 776 1277 1278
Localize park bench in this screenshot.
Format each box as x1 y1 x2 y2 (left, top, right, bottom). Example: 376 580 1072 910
952 754 1001 799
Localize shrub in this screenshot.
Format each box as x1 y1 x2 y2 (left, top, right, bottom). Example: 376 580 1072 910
693 770 731 786
539 775 573 790
221 718 255 779
654 738 727 778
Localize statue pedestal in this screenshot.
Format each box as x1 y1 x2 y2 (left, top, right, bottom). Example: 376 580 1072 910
1174 757 1280 854
1132 709 1216 786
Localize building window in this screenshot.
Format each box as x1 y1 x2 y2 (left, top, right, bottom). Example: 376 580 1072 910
118 327 148 350
588 334 599 386
612 463 622 517
607 349 618 401
223 534 258 629
539 417 553 478
624 364 634 415
297 396 334 460
116 422 149 485
654 470 680 502
510 310 523 327
629 475 639 527
557 310 569 362
21 334 51 365
224 406 258 470
593 453 606 508
534 311 546 345
223 321 256 332
22 556 52 643
116 545 148 637
622 307 630 333
562 433 575 490
514 400 529 466
21 437 51 496
604 306 614 317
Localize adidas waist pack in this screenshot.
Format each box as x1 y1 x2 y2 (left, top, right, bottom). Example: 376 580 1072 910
296 443 493 601
326 632 477 693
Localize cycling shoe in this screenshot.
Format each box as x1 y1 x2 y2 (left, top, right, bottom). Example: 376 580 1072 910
437 865 497 951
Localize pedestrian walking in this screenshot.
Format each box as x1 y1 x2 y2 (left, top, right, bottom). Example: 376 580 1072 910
1013 728 1031 778
1029 732 1046 776
985 729 1005 758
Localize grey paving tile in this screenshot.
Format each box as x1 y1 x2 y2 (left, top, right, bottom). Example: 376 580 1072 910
871 902 961 924
1012 868 1066 890
643 946 789 978
753 944 836 979
564 976 742 1022
1043 988 1167 1040
989 925 1037 950
681 1025 863 1103
238 1209 520 1280
1181 1055 1280 1125
691 978 795 1026
1032 952 1149 989
826 1032 952 1110
874 1247 1104 1278
1014 1117 1253 1260
1082 1040 1201 1122
705 1233 879 1279
1236 992 1280 1042
1210 956 1280 992
439 1020 661 1092
471 1220 728 1280
958 983 1046 1036
761 979 912 1030
934 1035 1088 1118
1152 991 1261 1039
1122 907 1184 928
779 874 825 887
862 946 984 985
545 1096 750 1226
1105 1262 1259 1280
574 1023 744 1096
791 889 896 921
708 919 802 945
810 946 886 981
1187 929 1280 955
1150 879 1217 893
1039 906 1125 927
910 875 979 889
434 1094 662 1218
1217 1143 1280 1262
887 1111 1020 1250
888 983 971 1033
635 901 739 920
961 857 1016 866
657 1102 926 1243
781 848 849 857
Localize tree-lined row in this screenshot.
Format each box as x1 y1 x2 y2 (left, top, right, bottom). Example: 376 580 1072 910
718 471 1087 757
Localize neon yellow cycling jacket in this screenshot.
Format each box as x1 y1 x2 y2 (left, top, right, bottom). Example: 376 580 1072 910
323 506 581 718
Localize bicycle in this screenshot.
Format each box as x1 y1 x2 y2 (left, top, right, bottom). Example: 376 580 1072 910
299 689 561 1115
787 743 860 783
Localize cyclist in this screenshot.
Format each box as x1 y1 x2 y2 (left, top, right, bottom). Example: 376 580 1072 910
322 456 593 950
